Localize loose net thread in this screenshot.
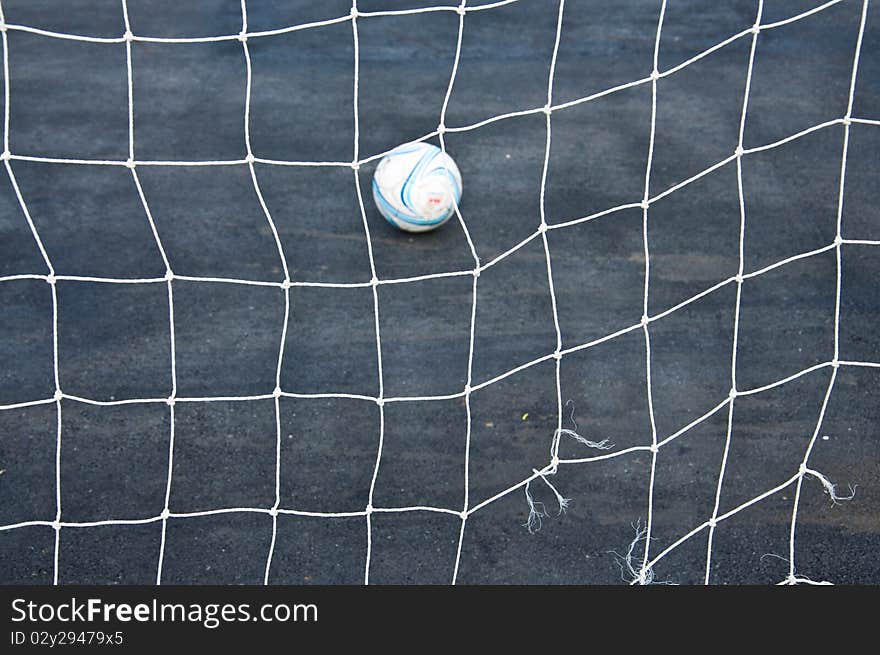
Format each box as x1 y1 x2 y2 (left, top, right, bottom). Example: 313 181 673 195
0 0 875 586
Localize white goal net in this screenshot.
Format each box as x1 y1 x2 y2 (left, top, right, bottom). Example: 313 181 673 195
0 0 877 586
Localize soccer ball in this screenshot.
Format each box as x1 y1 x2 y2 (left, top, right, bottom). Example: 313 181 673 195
371 142 463 233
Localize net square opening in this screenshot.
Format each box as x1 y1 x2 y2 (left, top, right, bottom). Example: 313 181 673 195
169 399 277 513
377 274 472 398
544 83 652 224
647 160 740 315
58 523 162 585
281 285 379 397
278 396 379 514
372 398 467 511
0 279 54 405
57 280 172 401
126 0 242 39
268 514 366 585
471 238 556 385
356 9 459 159
3 0 123 38
59 400 170 522
173 279 284 397
248 21 355 163
548 207 645 348
735 250 836 392
132 40 247 161
367 511 460 584
160 512 272 584
0 403 57 525
7 33 128 160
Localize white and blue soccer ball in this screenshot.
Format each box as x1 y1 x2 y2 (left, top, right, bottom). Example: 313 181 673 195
371 142 463 233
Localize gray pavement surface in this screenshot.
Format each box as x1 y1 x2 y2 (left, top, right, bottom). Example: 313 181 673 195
0 0 878 585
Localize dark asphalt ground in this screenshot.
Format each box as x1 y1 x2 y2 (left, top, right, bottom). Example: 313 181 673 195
0 0 878 585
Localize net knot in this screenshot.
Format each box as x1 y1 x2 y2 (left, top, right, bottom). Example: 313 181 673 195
735 273 743 284
538 222 548 233
375 398 384 407
831 359 839 369
273 386 282 398
46 274 57 285
350 7 359 18
729 387 738 400
436 123 447 135
161 509 170 520
542 104 552 116
238 31 248 43
735 145 745 158
268 507 278 517
125 158 135 169
842 116 851 126
650 69 660 81
166 396 176 407
53 389 63 402
365 504 373 514
164 269 174 282
280 279 291 290
245 153 255 164
350 160 360 171
834 235 843 246
751 24 761 35
640 199 649 210
123 30 133 42
456 4 467 16
0 150 10 161
52 520 61 531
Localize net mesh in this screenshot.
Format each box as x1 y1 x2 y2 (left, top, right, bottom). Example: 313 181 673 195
0 0 876 585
